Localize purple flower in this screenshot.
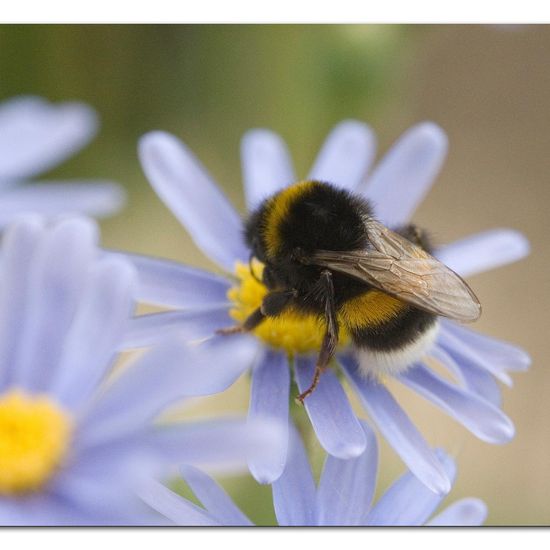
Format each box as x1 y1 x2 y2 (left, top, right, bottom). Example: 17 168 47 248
0 96 124 225
119 120 530 493
0 217 283 526
139 421 487 526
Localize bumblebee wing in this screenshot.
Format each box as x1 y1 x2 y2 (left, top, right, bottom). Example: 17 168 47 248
308 219 481 323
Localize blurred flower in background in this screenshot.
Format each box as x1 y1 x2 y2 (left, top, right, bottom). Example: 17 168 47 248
140 421 487 526
0 216 284 526
118 120 530 494
0 96 124 226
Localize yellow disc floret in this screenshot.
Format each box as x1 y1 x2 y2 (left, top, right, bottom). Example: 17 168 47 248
228 261 350 355
0 390 72 495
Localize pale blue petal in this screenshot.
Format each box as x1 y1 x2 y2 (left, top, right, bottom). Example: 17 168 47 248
180 465 253 526
0 97 97 181
361 122 447 226
0 500 29 525
365 450 456 526
456 361 501 406
438 328 513 386
110 251 232 308
145 418 286 473
66 435 158 480
136 478 220 526
51 258 135 410
12 217 99 391
0 217 44 390
65 428 168 522
120 308 232 350
248 350 290 483
0 494 106 526
51 459 165 526
441 320 530 374
341 355 451 495
427 498 488 526
79 335 259 448
0 485 149 526
435 229 530 278
241 129 296 210
272 424 317 526
317 420 378 526
0 182 125 225
139 131 248 272
308 120 377 191
431 345 501 407
399 363 514 444
294 355 366 459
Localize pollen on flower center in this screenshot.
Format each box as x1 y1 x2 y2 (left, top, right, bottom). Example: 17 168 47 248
0 390 72 495
228 261 350 355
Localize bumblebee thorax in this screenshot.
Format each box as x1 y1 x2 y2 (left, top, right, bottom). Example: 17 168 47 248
245 180 372 263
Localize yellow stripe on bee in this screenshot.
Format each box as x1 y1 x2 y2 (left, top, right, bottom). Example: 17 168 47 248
263 181 317 258
339 290 407 330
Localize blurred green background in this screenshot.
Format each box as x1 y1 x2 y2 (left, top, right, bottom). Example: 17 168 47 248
1 24 548 525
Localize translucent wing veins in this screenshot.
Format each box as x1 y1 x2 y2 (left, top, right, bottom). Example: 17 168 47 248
304 218 481 323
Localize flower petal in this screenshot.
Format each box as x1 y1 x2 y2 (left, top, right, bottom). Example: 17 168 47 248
340 355 451 495
399 363 514 444
441 320 530 374
361 122 447 226
272 424 317 526
317 420 378 526
51 454 166 526
146 417 286 474
0 97 97 182
0 216 44 390
308 120 377 191
0 182 125 225
0 493 112 526
120 308 232 350
139 131 248 272
365 450 456 526
51 258 136 410
294 355 366 459
248 350 290 483
79 334 259 448
110 251 232 308
438 328 514 387
435 229 530 278
11 217 99 391
180 465 253 526
427 498 488 526
241 129 296 210
136 478 220 526
431 345 502 407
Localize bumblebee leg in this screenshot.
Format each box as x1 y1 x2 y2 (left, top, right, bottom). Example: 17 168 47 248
216 307 265 335
216 289 297 335
296 270 339 404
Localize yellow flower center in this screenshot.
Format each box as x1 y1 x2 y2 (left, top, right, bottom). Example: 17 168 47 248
228 261 350 355
0 390 72 495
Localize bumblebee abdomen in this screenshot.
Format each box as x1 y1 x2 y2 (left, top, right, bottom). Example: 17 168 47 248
341 289 438 377
342 289 436 349
339 289 407 329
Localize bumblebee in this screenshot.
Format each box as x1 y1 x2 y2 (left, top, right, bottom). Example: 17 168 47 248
220 180 481 403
